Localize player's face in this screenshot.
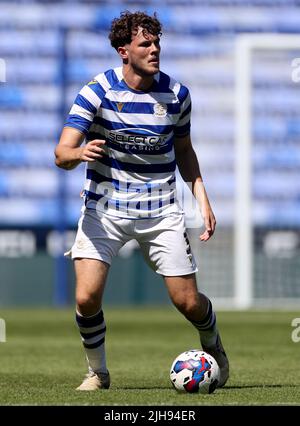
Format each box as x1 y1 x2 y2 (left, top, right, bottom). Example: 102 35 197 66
123 28 161 76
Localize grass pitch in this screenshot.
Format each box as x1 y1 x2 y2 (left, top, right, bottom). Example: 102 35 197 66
0 307 299 405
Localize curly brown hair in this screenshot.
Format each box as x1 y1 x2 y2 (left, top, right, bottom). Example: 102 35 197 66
109 11 162 50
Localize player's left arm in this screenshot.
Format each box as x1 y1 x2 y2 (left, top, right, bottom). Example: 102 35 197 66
174 134 216 241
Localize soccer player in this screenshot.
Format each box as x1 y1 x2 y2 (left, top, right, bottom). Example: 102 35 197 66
55 11 229 391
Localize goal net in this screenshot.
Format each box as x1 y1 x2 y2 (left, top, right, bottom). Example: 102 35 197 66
185 34 300 309
234 34 300 309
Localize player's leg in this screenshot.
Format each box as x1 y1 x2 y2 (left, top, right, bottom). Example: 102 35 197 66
75 257 108 316
163 273 214 334
67 209 128 390
74 258 110 390
137 214 229 387
164 273 229 387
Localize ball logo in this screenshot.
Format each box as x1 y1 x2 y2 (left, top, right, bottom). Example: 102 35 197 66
153 102 167 117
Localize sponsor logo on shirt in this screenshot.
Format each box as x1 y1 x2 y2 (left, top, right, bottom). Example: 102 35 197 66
108 128 169 148
116 102 124 112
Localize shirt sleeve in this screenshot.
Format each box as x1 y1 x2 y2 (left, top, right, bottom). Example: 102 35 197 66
64 79 105 135
174 85 191 138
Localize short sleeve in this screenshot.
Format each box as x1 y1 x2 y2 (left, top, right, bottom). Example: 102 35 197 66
174 85 191 138
64 79 105 134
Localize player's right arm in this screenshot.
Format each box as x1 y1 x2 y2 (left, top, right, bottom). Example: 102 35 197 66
55 77 106 170
55 127 105 170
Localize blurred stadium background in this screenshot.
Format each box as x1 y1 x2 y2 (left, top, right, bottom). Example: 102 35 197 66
0 0 299 309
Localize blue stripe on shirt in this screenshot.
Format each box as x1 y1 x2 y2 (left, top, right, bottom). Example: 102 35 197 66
174 121 190 137
64 115 92 134
104 69 119 88
157 72 171 92
98 154 176 173
86 80 107 101
100 98 180 115
105 138 174 155
93 116 174 134
75 94 97 114
83 189 175 210
177 85 189 104
179 102 191 120
86 168 176 191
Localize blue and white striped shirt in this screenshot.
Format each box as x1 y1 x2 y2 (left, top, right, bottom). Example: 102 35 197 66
65 67 191 218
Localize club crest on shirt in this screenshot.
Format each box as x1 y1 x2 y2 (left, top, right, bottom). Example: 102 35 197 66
153 102 167 117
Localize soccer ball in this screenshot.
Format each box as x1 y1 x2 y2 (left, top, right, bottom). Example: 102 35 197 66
170 349 220 394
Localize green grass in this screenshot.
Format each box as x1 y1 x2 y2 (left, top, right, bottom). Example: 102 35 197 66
0 308 299 405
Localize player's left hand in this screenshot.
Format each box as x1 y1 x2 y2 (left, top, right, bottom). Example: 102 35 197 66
199 206 216 241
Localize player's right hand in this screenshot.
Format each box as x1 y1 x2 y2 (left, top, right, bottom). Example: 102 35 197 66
79 139 106 162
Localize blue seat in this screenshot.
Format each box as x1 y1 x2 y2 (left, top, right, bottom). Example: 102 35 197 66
0 86 23 107
0 0 300 229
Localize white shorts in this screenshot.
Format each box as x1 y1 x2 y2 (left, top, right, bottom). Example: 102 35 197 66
66 208 198 276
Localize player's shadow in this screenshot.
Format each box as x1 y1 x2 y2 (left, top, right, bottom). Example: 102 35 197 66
119 386 173 390
224 384 300 390
119 384 300 390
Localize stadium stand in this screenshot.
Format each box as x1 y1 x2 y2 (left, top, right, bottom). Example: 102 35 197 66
1 0 299 228
0 0 299 305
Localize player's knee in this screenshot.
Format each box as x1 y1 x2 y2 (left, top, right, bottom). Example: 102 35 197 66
76 292 100 316
173 296 200 317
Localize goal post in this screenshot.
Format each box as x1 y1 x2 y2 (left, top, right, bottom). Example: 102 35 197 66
234 34 300 309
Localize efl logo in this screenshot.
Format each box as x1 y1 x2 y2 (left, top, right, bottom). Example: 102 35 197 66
0 58 6 82
291 58 300 83
291 318 300 343
0 318 6 342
